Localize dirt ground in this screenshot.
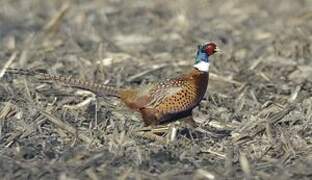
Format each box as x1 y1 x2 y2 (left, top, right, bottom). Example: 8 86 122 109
0 0 312 179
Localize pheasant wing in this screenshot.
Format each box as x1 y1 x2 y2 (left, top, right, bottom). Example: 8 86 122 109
144 85 183 108
144 77 198 114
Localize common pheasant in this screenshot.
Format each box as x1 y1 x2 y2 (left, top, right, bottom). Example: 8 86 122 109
6 42 220 126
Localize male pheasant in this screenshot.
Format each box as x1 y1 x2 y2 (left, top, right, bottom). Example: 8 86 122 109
6 42 220 126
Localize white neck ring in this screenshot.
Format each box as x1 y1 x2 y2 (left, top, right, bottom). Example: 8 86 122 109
193 61 210 72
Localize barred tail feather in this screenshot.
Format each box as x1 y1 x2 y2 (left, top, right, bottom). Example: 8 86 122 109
6 68 121 97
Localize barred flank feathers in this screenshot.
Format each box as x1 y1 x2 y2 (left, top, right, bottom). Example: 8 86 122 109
6 68 121 97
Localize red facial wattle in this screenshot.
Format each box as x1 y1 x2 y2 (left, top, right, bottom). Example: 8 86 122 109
204 43 217 56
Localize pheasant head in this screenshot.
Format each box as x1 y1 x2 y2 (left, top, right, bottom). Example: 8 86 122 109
193 42 221 72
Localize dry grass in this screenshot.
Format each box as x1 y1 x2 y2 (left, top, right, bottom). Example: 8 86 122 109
0 0 312 179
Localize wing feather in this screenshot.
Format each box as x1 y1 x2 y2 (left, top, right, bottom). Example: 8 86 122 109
144 78 198 114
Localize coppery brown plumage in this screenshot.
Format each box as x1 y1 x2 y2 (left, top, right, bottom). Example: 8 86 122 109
6 42 220 126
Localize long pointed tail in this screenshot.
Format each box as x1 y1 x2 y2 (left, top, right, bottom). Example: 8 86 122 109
6 68 121 97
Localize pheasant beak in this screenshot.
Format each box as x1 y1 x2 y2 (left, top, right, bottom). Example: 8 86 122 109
214 47 223 54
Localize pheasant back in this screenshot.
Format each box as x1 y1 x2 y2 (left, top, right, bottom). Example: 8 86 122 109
119 69 209 125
